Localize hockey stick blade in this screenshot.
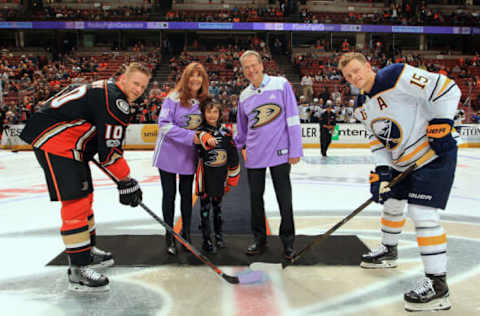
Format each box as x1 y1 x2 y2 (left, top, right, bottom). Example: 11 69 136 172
91 159 264 285
288 149 436 266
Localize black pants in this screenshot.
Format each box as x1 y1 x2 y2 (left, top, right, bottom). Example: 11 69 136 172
247 163 295 248
159 169 194 234
320 126 332 156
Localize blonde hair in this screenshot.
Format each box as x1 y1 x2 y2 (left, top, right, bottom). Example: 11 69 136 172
125 62 152 78
175 62 209 108
240 50 263 65
338 52 368 71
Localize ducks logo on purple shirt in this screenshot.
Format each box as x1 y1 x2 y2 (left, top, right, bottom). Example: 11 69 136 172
181 114 202 130
250 103 282 129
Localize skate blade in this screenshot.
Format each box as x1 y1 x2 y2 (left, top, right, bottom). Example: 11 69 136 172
88 259 115 270
68 283 110 293
404 296 451 312
360 260 397 269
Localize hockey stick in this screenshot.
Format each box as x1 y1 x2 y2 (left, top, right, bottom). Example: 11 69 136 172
91 159 264 285
287 148 436 265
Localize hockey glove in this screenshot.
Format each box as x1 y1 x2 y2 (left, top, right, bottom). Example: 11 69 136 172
369 166 393 204
199 131 216 150
427 118 456 156
117 178 142 207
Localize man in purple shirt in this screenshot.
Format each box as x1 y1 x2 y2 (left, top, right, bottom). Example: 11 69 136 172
235 50 303 259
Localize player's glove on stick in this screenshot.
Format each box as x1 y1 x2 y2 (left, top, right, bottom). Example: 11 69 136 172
117 178 142 207
370 166 393 204
427 118 456 156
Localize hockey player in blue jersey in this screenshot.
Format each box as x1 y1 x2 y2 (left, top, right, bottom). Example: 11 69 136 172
339 52 460 312
235 50 303 260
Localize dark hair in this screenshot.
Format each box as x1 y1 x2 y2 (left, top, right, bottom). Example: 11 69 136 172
174 62 209 108
200 96 223 126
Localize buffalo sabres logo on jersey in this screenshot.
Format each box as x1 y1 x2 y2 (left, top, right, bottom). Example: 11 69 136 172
181 114 202 130
250 103 282 129
371 118 403 150
206 149 227 167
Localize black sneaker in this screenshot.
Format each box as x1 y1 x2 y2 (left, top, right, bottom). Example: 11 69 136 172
165 233 177 256
360 244 397 269
283 246 296 260
214 233 225 249
202 238 217 254
404 274 451 312
88 247 114 269
246 240 267 256
68 266 109 292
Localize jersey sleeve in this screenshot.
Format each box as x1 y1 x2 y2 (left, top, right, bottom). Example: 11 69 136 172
91 82 131 180
157 97 196 146
282 80 303 159
398 65 461 120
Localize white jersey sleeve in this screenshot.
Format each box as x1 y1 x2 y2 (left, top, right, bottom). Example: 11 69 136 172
396 65 461 120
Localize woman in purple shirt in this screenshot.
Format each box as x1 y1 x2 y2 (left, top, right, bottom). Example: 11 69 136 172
153 62 209 255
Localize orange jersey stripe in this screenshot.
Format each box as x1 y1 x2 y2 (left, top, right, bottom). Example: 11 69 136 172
381 218 406 228
66 246 92 254
369 139 381 147
417 233 447 246
396 141 429 164
37 121 94 160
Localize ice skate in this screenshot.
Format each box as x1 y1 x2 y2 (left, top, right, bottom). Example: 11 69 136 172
404 274 451 312
68 265 110 292
360 244 397 268
88 246 114 269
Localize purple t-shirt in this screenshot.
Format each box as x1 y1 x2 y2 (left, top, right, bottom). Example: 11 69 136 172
235 75 303 168
152 91 202 175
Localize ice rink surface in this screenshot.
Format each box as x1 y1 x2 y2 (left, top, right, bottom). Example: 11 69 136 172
1 148 479 316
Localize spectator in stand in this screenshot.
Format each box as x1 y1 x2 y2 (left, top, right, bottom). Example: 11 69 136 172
471 111 480 123
149 81 162 101
301 73 314 103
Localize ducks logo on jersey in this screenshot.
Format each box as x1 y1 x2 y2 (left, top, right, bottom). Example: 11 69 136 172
182 114 202 130
250 103 282 129
371 117 403 150
205 149 227 167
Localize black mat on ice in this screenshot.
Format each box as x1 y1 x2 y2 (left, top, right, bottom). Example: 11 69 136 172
190 155 251 234
47 234 369 267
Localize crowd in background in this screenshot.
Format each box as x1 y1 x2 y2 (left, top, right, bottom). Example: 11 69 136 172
0 1 479 26
2 45 480 135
